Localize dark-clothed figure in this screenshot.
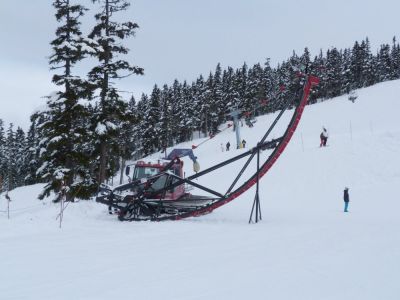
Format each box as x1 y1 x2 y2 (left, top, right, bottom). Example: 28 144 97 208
321 127 328 147
226 141 231 151
343 187 350 212
242 139 247 148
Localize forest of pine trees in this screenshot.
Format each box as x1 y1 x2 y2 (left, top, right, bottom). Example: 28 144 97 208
0 2 399 199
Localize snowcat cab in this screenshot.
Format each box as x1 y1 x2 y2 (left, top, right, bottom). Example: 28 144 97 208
125 159 185 200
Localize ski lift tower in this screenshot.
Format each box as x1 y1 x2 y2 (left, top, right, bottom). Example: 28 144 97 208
228 108 242 149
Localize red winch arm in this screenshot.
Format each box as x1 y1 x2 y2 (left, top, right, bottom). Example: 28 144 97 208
173 75 319 220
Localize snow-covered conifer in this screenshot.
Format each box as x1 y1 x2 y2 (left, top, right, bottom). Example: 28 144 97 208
212 63 226 128
3 124 17 191
376 43 392 82
340 48 353 95
0 119 6 192
390 37 400 80
361 38 376 87
14 127 27 187
39 0 95 202
139 86 162 155
191 76 205 136
88 0 143 183
325 47 343 98
159 85 174 149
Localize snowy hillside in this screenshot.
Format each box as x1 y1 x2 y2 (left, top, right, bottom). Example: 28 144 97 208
1 80 400 300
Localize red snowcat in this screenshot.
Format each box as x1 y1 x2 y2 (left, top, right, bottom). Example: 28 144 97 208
96 148 215 220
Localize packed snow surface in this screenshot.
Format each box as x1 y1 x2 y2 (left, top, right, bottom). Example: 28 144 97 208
1 80 400 299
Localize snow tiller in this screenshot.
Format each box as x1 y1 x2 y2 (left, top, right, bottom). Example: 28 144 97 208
96 74 319 221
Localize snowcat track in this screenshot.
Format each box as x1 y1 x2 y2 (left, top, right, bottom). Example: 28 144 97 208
117 195 219 221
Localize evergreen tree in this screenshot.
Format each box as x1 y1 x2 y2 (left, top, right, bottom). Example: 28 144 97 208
390 37 400 80
244 65 259 116
1 124 28 190
376 43 392 82
284 51 308 105
138 91 161 155
192 76 207 137
202 73 214 135
222 67 239 113
234 63 248 110
3 124 17 191
325 47 342 98
341 48 353 94
38 0 97 202
123 95 140 160
24 114 42 185
189 81 203 139
170 80 183 139
177 81 196 141
0 119 6 192
309 50 326 101
300 48 311 74
135 95 147 155
207 71 222 135
159 85 174 149
274 62 291 108
361 38 376 87
213 63 225 125
14 127 27 187
88 0 143 183
350 39 374 88
261 59 277 113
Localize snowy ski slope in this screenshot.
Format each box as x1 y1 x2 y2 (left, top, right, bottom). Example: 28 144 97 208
1 80 400 300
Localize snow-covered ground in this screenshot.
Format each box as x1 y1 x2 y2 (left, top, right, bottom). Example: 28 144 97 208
1 80 400 300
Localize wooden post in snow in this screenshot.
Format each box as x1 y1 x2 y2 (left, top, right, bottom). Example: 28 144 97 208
59 181 65 229
5 192 11 219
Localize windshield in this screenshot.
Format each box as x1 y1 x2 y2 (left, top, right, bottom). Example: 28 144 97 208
133 166 160 180
150 174 168 191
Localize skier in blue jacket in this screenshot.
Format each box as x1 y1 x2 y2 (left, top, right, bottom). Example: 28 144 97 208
343 187 350 212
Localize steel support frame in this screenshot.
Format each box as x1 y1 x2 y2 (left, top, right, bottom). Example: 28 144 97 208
98 75 319 222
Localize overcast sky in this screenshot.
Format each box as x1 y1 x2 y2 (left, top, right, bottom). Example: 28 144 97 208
0 0 399 129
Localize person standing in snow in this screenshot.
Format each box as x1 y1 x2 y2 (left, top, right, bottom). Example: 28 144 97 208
323 127 329 146
226 141 231 151
343 187 350 212
242 139 247 148
320 127 328 147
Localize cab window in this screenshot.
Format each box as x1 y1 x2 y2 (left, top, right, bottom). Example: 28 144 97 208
133 166 159 179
